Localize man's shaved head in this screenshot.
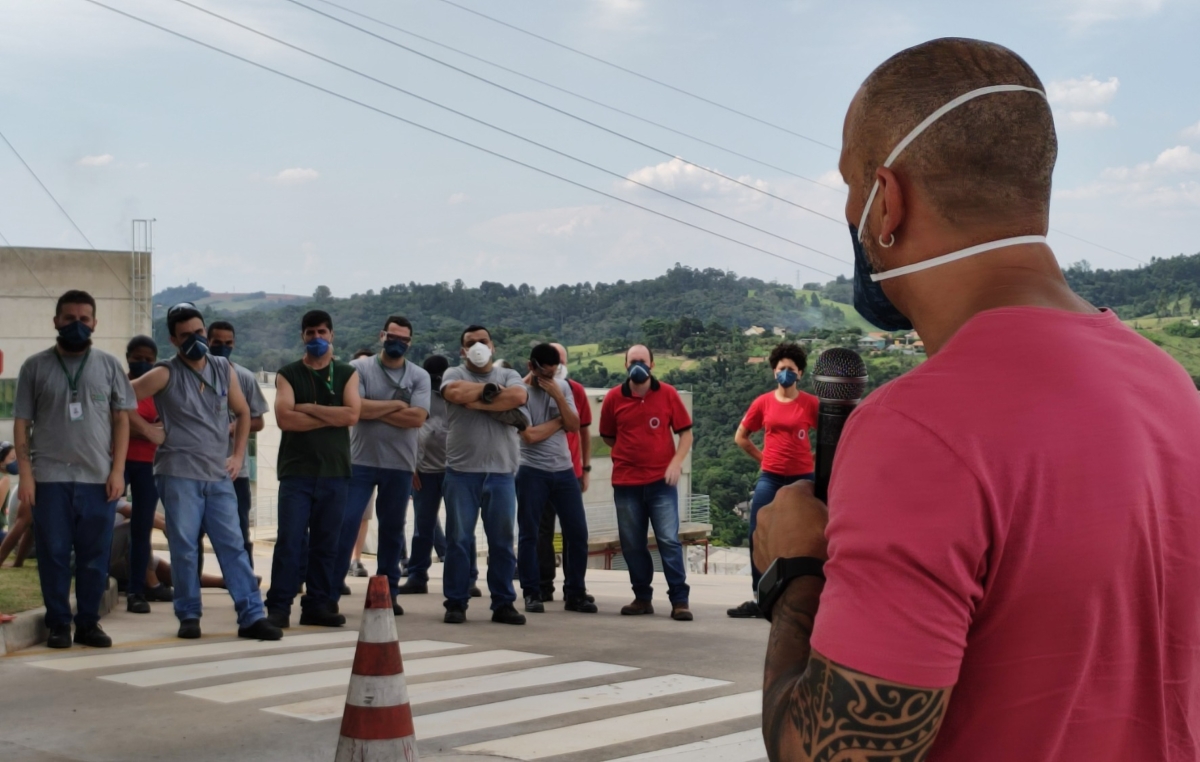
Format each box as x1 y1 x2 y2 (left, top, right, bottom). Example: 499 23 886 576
846 38 1056 230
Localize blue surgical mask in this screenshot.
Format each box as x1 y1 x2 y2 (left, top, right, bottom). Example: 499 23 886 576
305 337 331 358
5 461 18 476
383 339 408 359
775 368 798 388
128 360 154 379
628 361 651 384
850 224 913 332
209 344 233 359
56 320 93 352
181 332 209 361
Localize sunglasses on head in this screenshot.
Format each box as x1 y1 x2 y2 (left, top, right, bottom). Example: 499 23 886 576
168 302 197 317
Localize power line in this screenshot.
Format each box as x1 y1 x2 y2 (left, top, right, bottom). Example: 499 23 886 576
0 128 96 249
434 0 839 151
309 0 843 193
282 0 845 227
171 0 846 265
1050 227 1145 265
0 228 9 245
81 0 840 279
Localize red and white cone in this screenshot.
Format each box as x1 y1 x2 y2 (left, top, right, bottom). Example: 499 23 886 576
335 575 419 762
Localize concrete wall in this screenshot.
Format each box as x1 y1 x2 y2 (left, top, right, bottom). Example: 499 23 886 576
0 247 151 441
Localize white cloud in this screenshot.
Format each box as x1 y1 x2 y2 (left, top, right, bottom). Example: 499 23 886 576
1047 75 1119 129
77 153 114 167
1059 145 1200 208
273 167 319 185
1182 121 1200 141
447 192 469 205
1061 0 1165 27
623 158 772 205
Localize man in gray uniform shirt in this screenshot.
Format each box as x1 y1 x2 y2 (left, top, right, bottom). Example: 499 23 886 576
516 344 597 615
334 316 430 614
440 325 528 625
14 290 135 649
208 320 270 566
132 303 280 641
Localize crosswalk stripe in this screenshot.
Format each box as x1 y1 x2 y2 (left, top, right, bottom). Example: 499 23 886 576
415 674 728 741
258 661 637 720
27 631 367 672
99 640 458 688
456 690 762 760
605 729 766 761
185 649 555 706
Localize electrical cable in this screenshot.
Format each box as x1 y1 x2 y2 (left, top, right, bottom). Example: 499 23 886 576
1049 227 1145 265
281 0 845 226
433 0 839 151
0 128 96 249
81 0 841 278
170 0 847 264
0 228 9 245
308 0 843 193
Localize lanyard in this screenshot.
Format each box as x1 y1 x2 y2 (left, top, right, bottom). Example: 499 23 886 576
376 355 408 389
310 364 335 398
182 360 221 397
54 349 91 399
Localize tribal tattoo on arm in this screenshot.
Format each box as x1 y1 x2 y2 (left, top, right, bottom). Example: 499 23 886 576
762 581 952 761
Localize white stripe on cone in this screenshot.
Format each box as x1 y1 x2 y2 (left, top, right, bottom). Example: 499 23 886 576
334 736 419 762
358 608 400 644
346 674 411 708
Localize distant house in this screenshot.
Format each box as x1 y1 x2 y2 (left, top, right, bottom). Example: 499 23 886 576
858 336 887 351
743 325 766 337
772 326 787 337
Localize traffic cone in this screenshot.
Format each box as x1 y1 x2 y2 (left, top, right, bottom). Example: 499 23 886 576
335 576 419 762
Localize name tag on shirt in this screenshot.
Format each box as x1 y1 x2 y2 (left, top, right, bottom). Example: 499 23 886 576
69 401 84 421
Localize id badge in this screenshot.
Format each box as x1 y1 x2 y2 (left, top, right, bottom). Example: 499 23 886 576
69 401 84 421
218 394 229 416
396 387 413 404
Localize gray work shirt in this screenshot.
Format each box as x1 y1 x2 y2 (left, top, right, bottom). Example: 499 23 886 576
440 365 524 474
416 392 449 473
14 346 136 484
153 354 235 482
350 356 431 472
519 379 576 473
229 363 269 480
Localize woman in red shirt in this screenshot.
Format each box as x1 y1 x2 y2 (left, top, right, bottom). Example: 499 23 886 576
124 336 169 613
729 342 818 619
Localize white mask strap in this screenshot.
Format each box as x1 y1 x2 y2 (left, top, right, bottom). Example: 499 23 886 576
856 84 1047 242
870 235 1048 281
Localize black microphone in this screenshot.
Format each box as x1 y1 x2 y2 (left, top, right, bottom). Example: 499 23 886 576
811 348 868 502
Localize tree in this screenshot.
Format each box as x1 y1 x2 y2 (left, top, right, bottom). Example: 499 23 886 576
313 285 333 302
809 292 821 308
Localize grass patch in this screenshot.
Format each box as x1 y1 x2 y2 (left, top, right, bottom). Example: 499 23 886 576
0 559 44 615
796 290 875 332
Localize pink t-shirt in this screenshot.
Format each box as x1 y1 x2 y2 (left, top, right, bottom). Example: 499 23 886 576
811 307 1200 762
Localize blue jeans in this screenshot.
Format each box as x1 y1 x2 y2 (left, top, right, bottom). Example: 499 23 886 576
442 469 516 610
124 460 158 595
233 476 254 568
156 475 265 627
31 482 115 629
266 476 348 615
517 466 589 600
749 471 815 590
335 465 413 601
408 471 469 585
613 480 690 605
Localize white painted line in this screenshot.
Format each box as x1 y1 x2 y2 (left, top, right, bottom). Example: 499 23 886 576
358 609 397 644
407 661 639 706
28 631 363 672
417 674 729 740
606 729 766 761
101 640 457 688
260 650 553 720
346 674 409 708
456 691 762 760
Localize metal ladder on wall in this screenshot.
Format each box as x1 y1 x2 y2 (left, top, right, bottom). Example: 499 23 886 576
131 220 154 337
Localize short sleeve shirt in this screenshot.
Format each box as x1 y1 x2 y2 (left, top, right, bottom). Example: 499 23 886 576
127 396 160 464
565 379 592 478
441 365 525 474
350 356 431 472
153 355 236 482
14 347 136 484
519 378 576 473
810 308 1200 762
599 378 691 487
416 392 449 473
740 390 819 476
230 362 270 479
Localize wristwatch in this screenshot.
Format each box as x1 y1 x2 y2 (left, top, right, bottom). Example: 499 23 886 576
756 557 825 622
582 465 592 473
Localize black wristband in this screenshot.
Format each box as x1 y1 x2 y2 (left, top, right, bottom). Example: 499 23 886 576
582 465 592 472
756 556 825 623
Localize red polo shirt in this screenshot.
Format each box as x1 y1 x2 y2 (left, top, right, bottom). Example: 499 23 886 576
565 378 592 478
127 396 159 464
600 378 692 487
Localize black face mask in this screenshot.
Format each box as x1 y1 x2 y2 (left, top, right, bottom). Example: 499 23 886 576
128 361 154 379
849 224 913 332
180 332 209 361
57 321 93 352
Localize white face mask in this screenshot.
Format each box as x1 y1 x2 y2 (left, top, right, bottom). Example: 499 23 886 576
858 84 1050 282
554 365 568 381
465 342 492 368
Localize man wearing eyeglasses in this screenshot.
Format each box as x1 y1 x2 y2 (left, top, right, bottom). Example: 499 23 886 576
332 316 430 615
132 303 280 641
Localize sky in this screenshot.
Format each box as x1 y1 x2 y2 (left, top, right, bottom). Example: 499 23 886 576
1 0 1198 298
